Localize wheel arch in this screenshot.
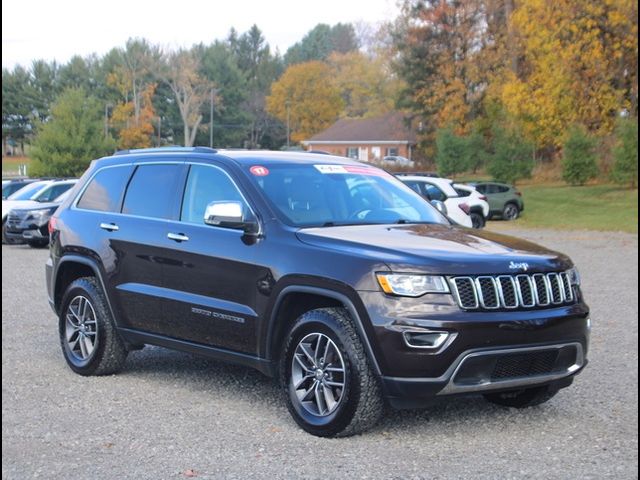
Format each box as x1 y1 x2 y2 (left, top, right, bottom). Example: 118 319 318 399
265 285 382 376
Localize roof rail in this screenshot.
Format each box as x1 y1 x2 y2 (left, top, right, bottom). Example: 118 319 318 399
113 146 218 156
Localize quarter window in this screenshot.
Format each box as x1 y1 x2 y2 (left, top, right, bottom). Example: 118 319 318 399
77 166 132 212
180 164 247 224
122 164 182 219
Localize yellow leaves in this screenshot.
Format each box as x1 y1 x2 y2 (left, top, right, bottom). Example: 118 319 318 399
266 61 344 143
500 0 637 148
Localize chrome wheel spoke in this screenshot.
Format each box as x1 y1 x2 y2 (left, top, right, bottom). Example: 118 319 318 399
291 332 346 417
65 296 98 363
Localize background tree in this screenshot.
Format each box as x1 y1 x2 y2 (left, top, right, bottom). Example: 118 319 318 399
110 83 157 149
30 88 115 176
611 117 638 188
435 128 470 177
158 49 213 147
266 61 343 143
285 23 359 65
561 126 600 186
487 124 534 184
2 67 34 154
327 51 400 118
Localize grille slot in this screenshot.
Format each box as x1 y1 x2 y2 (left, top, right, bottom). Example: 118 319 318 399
491 350 559 380
450 271 577 310
452 277 478 309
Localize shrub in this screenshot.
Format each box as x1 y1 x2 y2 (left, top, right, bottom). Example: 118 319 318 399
611 118 638 188
487 125 534 184
435 128 469 177
562 125 599 186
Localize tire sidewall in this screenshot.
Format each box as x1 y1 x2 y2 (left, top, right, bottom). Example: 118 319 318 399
280 310 363 436
59 280 106 375
470 212 485 229
503 203 519 220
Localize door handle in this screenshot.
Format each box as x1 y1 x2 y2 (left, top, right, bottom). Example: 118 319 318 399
167 232 189 242
100 222 119 232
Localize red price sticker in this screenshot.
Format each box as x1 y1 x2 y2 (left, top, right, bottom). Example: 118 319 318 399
250 166 269 176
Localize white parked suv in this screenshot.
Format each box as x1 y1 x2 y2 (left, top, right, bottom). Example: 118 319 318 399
453 183 490 229
398 175 475 228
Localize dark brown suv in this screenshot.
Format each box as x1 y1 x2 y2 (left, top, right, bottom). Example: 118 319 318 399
46 148 590 436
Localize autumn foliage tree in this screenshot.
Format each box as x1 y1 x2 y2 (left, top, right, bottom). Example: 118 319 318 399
110 83 157 149
266 61 343 143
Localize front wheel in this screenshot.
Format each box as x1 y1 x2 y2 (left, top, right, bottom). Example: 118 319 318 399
484 385 559 408
502 203 520 221
280 307 384 437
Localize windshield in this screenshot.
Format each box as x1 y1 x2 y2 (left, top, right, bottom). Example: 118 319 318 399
245 163 449 227
6 182 49 201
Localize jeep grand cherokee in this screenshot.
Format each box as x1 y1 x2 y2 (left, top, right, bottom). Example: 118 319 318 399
46 148 590 437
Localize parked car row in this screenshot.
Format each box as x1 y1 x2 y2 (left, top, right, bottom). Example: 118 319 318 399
1 178 77 247
395 173 524 229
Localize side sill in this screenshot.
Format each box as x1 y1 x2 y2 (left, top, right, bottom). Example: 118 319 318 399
118 328 276 377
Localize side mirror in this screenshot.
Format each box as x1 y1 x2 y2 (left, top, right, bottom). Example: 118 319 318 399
204 201 259 235
430 199 448 216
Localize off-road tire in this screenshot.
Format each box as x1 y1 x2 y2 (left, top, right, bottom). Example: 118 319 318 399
59 277 128 376
280 307 384 437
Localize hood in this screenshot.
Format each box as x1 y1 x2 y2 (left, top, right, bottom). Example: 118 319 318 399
296 223 572 275
2 200 43 219
11 200 61 213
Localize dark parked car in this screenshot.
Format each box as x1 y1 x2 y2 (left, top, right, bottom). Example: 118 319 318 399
467 181 524 220
46 147 589 437
4 190 73 247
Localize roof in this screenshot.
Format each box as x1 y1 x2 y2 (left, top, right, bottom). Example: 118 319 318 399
304 112 418 144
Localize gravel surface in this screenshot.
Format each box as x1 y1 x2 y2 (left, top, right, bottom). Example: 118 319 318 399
2 229 638 479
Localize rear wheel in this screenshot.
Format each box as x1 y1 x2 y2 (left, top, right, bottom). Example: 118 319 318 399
470 212 485 229
484 385 558 408
280 307 384 437
502 203 520 221
59 277 128 376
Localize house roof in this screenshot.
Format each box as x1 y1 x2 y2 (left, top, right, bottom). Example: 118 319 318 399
304 112 418 144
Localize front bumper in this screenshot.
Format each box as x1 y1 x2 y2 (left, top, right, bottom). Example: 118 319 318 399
357 291 590 405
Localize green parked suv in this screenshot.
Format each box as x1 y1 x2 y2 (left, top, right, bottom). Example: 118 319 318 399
468 182 524 221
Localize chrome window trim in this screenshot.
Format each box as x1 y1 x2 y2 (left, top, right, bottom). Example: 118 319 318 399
450 277 478 309
71 160 262 236
515 274 536 308
475 276 500 309
496 275 518 309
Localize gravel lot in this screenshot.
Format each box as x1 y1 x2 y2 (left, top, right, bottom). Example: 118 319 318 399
2 229 638 479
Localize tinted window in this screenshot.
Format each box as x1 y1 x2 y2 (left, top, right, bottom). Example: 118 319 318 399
35 183 75 202
424 183 447 202
402 181 424 196
246 164 448 227
78 166 132 212
474 184 487 194
455 188 471 197
7 182 48 200
181 165 246 224
2 182 31 199
496 185 510 193
122 164 181 219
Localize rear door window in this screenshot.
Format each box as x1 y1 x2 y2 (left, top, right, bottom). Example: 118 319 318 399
424 183 447 202
77 166 133 212
122 164 183 219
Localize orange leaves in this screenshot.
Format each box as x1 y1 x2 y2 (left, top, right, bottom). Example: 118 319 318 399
111 83 157 149
266 61 343 143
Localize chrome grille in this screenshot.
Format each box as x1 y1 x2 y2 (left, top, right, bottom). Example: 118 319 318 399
451 272 576 310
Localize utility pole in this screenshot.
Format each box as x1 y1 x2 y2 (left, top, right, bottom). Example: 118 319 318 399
285 99 291 148
104 103 111 138
210 88 215 148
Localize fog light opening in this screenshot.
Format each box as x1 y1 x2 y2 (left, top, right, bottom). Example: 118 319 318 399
403 330 450 349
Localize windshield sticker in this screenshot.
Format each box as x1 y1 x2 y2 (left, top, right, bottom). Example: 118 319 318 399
314 164 386 176
250 166 270 176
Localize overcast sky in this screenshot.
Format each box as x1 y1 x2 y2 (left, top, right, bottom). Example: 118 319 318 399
2 0 399 69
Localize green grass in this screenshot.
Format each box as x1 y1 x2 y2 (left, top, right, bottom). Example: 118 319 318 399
2 156 31 176
493 184 638 233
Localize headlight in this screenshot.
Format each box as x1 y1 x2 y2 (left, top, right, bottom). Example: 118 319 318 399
566 266 581 285
26 209 53 224
376 273 450 297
